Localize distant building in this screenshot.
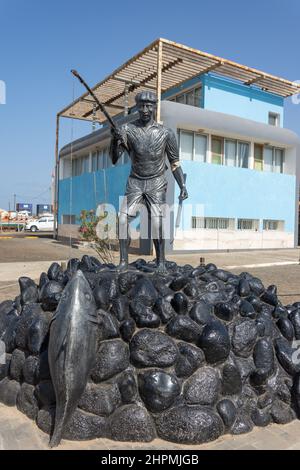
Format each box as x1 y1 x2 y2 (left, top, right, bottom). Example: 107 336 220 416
55 39 300 252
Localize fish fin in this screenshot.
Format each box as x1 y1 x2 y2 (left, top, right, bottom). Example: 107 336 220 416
49 404 66 448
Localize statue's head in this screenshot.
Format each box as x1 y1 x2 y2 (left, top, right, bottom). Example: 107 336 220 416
135 91 157 123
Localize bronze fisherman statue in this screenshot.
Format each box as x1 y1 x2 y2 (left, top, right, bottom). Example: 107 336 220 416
110 91 188 272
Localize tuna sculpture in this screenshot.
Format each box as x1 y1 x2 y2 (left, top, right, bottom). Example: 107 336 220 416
48 270 98 447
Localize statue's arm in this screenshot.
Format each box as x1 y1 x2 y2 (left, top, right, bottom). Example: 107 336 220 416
109 126 128 165
166 129 188 200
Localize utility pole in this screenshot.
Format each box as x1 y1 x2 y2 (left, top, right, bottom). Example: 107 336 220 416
13 194 16 211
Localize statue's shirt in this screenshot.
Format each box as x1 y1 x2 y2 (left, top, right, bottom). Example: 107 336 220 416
121 120 179 179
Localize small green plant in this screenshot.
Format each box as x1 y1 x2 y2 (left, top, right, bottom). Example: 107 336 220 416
78 209 113 264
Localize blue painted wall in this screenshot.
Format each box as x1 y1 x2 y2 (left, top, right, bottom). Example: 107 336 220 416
202 74 284 125
162 73 284 125
58 164 130 224
175 161 296 232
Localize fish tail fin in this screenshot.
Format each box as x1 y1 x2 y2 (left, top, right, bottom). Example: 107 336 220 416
49 404 68 448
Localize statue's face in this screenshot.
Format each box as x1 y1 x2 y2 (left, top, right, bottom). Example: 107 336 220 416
137 100 155 123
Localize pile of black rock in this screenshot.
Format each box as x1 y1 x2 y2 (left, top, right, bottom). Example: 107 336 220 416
1 255 300 445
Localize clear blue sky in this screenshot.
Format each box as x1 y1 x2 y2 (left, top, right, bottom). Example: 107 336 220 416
1 0 299 210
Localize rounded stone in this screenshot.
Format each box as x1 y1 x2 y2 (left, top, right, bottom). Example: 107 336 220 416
238 279 251 298
15 304 43 350
166 316 202 343
1 313 19 353
0 377 20 406
169 276 189 291
118 271 140 295
215 302 236 322
155 405 224 444
184 366 220 405
171 292 189 315
175 342 205 378
93 284 110 310
153 297 177 324
277 318 294 341
111 296 129 321
239 300 256 319
116 370 138 404
130 329 178 368
189 301 213 325
217 399 237 429
253 338 274 379
231 414 253 435
27 312 51 354
138 370 181 413
274 337 300 375
18 277 39 305
78 382 121 416
37 407 108 440
97 310 119 342
129 278 158 305
221 363 242 396
248 277 265 296
40 281 63 311
198 320 230 364
271 400 295 424
110 404 156 442
16 383 39 420
10 349 25 382
120 319 136 342
0 354 11 381
47 262 64 282
22 355 40 385
232 320 258 357
289 309 300 339
129 299 160 328
91 339 129 382
251 408 271 427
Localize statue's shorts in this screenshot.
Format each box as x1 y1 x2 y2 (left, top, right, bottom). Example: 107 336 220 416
120 174 167 218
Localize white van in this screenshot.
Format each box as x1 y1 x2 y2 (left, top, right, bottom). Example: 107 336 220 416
25 216 54 232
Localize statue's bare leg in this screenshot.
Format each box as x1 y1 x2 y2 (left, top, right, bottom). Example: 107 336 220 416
152 216 167 274
117 212 130 271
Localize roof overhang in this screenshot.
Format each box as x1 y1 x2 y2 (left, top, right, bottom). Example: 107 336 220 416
58 38 300 123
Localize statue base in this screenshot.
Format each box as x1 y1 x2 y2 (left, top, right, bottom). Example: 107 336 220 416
0 255 299 445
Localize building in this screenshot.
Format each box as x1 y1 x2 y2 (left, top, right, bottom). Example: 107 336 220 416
55 38 300 253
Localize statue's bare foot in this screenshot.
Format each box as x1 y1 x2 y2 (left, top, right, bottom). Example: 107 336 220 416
156 262 168 275
116 261 128 272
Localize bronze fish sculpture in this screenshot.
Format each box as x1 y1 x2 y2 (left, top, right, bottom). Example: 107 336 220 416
48 270 98 447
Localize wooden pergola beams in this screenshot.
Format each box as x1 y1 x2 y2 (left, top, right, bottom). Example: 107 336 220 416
58 37 300 123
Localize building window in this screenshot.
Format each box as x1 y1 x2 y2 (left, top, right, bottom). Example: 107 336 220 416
274 148 284 173
224 140 249 168
71 158 81 177
237 219 259 230
169 85 202 108
254 144 263 171
260 146 284 173
211 136 223 165
191 217 233 229
268 112 280 126
62 214 76 224
179 130 207 162
263 219 284 231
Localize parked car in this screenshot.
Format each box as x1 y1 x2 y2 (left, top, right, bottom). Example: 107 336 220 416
25 216 54 232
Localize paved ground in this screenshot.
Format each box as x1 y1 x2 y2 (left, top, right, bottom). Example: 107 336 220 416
1 237 300 450
1 403 300 450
